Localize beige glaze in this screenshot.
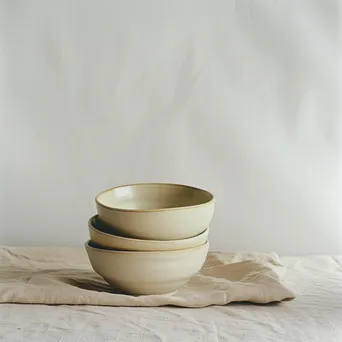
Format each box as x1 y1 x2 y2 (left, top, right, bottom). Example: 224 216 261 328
88 215 209 251
95 183 215 240
85 240 209 295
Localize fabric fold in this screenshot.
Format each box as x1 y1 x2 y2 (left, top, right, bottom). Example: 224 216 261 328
0 247 295 307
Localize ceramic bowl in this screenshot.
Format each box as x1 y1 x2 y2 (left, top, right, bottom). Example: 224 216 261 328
95 183 214 240
85 240 209 295
88 215 209 251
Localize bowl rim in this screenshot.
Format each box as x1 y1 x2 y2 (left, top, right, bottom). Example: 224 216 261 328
85 239 209 254
95 182 214 213
88 215 209 243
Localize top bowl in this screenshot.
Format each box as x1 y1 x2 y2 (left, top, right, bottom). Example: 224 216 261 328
95 183 215 240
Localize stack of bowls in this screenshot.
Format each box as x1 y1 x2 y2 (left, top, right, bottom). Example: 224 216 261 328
85 183 215 295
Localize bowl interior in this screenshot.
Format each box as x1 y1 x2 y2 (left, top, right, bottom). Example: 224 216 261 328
86 239 209 254
96 183 213 210
90 216 124 235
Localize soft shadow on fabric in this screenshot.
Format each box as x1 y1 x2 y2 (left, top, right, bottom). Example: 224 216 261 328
57 276 125 294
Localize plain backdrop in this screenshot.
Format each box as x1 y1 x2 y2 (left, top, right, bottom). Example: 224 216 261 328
0 0 340 255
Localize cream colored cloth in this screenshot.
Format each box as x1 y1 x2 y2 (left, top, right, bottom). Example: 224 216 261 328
0 247 294 307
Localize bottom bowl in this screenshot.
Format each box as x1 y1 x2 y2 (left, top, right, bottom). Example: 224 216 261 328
85 240 209 295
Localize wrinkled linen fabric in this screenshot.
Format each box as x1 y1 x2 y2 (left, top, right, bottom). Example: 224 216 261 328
0 247 294 307
0 251 341 342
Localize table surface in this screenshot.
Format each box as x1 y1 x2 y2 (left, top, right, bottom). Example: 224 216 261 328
0 250 341 342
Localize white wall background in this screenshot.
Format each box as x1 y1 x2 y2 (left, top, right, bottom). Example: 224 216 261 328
0 0 340 255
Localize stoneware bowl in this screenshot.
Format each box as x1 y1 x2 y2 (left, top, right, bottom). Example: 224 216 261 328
95 183 215 240
88 215 209 251
85 240 209 295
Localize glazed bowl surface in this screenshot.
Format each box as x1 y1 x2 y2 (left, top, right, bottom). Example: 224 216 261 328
89 215 209 251
95 183 214 240
85 240 209 295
